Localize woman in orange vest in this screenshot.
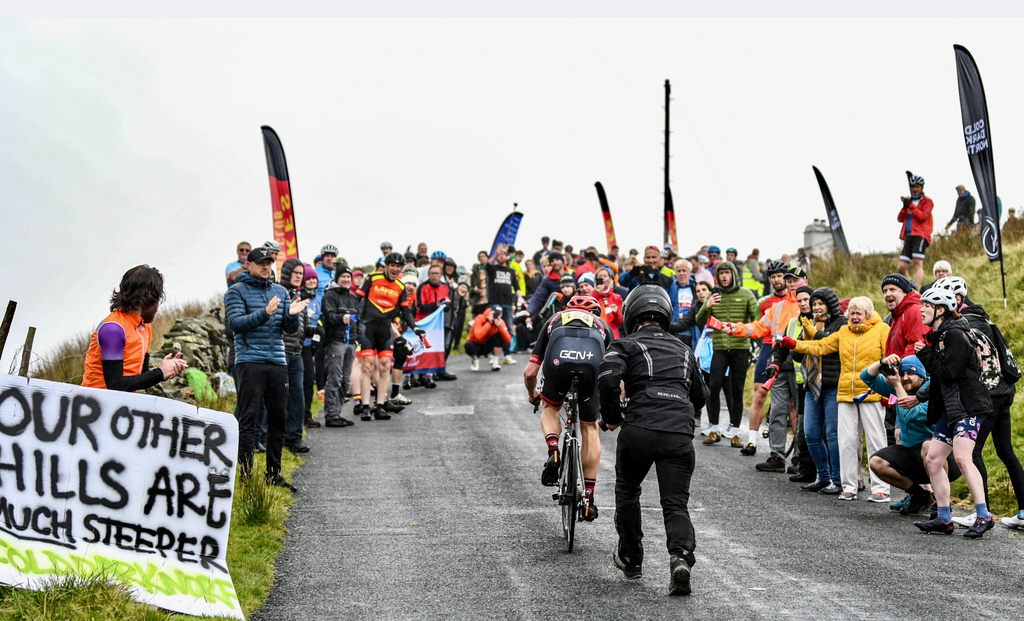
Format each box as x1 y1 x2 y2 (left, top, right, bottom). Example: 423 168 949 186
81 265 187 391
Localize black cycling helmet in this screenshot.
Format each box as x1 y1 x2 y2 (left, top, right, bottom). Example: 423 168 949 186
384 251 404 266
404 251 416 262
444 256 458 268
766 261 788 275
622 283 673 334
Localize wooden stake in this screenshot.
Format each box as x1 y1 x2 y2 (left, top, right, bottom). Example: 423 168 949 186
18 326 35 378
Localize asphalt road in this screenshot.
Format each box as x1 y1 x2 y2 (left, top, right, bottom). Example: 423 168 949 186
256 353 1024 620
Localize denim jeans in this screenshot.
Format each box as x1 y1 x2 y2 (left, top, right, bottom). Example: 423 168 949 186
285 353 305 445
500 305 514 356
804 388 840 485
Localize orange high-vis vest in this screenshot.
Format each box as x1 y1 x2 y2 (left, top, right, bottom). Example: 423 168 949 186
81 310 152 389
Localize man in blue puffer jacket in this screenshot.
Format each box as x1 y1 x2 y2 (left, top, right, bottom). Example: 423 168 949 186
224 248 306 490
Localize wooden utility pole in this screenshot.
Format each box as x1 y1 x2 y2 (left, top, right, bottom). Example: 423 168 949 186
0 301 15 361
18 327 35 378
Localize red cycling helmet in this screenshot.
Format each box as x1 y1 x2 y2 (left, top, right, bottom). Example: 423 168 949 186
566 295 602 316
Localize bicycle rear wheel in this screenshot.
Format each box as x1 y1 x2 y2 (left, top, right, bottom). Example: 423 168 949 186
560 442 579 552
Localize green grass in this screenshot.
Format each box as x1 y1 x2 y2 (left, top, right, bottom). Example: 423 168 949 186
0 394 311 620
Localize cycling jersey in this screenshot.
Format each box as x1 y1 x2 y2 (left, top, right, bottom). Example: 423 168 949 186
531 310 613 422
357 272 416 325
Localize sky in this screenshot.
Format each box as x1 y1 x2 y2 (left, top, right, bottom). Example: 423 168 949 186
3 14 1024 369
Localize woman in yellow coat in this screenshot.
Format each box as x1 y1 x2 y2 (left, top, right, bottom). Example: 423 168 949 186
781 297 891 501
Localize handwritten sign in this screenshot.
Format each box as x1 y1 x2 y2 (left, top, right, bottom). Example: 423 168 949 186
0 374 242 619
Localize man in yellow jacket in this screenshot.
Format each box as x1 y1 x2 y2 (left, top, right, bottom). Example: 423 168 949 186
720 267 808 471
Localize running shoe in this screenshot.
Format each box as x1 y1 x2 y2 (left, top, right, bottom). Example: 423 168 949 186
951 513 977 528
613 545 642 580
503 355 517 365
668 555 692 596
541 451 559 487
867 492 890 504
702 431 721 445
900 492 935 516
890 494 911 512
914 517 954 535
722 425 741 438
740 443 757 456
755 456 786 472
801 480 828 492
818 483 842 495
470 357 479 371
700 425 712 437
1001 513 1024 529
963 515 995 539
838 492 856 501
490 357 501 372
731 435 744 448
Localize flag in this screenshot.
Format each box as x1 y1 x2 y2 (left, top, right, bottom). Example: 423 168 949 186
594 182 617 254
489 212 523 256
954 45 1001 263
812 166 851 257
261 126 299 274
402 306 446 374
665 188 678 252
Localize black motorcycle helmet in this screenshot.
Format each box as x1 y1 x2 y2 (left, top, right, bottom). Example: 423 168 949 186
622 283 673 334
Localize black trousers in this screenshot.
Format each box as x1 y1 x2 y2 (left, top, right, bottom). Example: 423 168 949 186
793 385 814 473
235 362 289 477
302 346 316 418
974 393 1024 511
707 349 748 427
465 336 505 358
615 426 696 565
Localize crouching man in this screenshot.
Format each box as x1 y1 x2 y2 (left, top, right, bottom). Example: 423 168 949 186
599 284 708 596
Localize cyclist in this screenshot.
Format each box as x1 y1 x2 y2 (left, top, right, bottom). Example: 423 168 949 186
599 283 708 595
744 260 789 453
355 251 424 421
523 295 614 521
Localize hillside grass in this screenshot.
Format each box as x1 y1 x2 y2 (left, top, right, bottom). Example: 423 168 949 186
812 218 1024 514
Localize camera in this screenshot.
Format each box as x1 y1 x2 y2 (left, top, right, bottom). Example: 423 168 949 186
712 286 725 296
879 362 898 377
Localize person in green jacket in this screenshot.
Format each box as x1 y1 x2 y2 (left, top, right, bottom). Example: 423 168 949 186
695 261 758 442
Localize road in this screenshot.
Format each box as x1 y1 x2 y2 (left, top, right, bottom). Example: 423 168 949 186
256 353 1024 620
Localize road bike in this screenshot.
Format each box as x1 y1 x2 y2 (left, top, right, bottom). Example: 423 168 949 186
552 373 586 552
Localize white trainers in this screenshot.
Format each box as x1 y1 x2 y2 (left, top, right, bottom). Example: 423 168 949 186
951 513 977 528
700 425 713 437
1001 514 1024 529
490 356 501 372
722 425 741 439
470 357 479 371
503 355 517 365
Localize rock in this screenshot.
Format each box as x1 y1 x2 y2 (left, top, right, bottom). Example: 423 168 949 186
145 309 229 404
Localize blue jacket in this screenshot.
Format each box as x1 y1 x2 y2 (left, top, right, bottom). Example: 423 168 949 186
668 277 700 345
860 369 933 447
224 271 299 366
528 271 565 318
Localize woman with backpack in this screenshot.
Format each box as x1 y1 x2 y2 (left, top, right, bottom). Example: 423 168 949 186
912 288 994 538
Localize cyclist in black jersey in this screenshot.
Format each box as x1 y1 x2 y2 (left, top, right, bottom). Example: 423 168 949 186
524 295 614 521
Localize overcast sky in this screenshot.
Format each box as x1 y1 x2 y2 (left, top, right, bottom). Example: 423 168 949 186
3 15 1024 369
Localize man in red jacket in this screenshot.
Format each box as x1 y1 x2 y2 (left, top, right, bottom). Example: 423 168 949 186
881 273 929 357
897 174 934 288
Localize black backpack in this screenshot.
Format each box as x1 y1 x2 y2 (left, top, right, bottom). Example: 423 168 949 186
988 319 1022 384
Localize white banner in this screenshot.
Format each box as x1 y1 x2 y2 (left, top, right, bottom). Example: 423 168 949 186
0 374 243 619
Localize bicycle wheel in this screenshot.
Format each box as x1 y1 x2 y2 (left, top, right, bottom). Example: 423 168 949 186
560 441 579 552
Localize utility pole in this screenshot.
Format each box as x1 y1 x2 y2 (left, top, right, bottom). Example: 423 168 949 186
663 79 671 247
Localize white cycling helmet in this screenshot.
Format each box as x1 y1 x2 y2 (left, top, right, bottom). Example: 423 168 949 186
934 276 967 298
321 243 339 255
921 288 958 311
262 240 281 251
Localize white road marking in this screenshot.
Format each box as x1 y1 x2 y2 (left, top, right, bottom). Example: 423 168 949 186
421 405 475 416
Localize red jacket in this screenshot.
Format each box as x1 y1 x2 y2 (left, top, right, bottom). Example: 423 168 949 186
415 281 449 321
897 196 935 242
593 289 624 338
886 290 929 357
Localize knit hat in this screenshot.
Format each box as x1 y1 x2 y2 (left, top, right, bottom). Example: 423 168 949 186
578 273 596 287
334 263 352 280
559 274 575 288
796 285 814 298
401 274 418 287
901 355 928 379
303 263 318 283
881 273 916 294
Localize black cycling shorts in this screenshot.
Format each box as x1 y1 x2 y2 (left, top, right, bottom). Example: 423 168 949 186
539 327 604 423
357 321 394 359
900 235 929 262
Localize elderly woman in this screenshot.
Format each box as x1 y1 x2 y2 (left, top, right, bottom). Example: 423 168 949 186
781 296 890 501
920 260 952 294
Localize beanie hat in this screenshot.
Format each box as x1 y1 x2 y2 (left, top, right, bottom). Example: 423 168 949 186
796 285 814 298
578 273 596 287
303 263 318 283
901 355 928 379
559 274 575 287
881 273 916 294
